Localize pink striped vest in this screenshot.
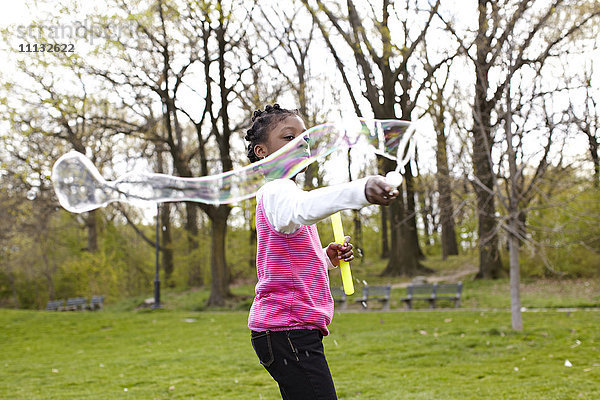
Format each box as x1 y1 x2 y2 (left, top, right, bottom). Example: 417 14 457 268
248 197 334 335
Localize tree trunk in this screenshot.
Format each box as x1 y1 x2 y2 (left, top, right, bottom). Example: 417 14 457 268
206 205 233 306
380 158 431 276
8 271 19 309
418 187 431 247
41 250 55 301
303 164 318 190
472 103 503 278
509 227 522 330
506 70 522 330
347 149 363 261
404 163 425 260
379 154 390 258
381 185 433 276
161 203 174 287
380 205 389 258
587 131 600 188
473 0 503 278
185 203 203 286
353 210 363 263
86 210 98 252
435 118 459 259
156 149 174 286
472 147 503 279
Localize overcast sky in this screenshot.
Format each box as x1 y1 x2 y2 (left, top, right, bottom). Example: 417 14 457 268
1 0 595 179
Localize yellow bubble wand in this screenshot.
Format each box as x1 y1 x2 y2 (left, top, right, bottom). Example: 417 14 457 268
330 211 354 295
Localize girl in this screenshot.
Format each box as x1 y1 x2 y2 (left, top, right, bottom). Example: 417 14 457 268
245 104 399 400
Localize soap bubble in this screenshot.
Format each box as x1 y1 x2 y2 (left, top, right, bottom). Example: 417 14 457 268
52 119 417 213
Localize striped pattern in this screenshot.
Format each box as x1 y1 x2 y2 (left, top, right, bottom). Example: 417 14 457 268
248 198 334 335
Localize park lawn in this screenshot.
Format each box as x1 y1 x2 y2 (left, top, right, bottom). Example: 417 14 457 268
1 309 599 399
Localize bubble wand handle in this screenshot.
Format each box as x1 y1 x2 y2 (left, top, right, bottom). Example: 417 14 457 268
330 211 354 295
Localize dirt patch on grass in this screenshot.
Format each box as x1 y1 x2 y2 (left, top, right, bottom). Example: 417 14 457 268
391 266 478 288
521 278 600 300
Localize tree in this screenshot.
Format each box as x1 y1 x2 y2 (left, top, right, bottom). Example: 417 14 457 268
0 60 117 254
426 65 460 259
568 59 600 188
302 0 452 275
438 0 600 280
485 0 597 328
77 0 258 305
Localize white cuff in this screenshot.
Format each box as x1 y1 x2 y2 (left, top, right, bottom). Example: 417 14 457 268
323 247 338 270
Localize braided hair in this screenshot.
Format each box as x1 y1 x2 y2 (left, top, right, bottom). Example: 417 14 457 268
244 104 301 163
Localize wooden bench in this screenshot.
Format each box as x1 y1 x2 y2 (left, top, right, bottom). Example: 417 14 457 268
355 285 391 311
89 296 104 311
435 283 463 308
46 299 64 311
64 297 87 311
401 282 462 309
330 287 347 311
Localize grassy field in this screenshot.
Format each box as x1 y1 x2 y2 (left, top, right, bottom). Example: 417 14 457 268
3 254 599 399
1 308 599 399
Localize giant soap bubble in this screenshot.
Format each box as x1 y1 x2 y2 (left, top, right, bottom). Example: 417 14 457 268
52 119 418 213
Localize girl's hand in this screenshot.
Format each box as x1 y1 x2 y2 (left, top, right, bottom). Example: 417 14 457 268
365 176 399 205
326 236 354 267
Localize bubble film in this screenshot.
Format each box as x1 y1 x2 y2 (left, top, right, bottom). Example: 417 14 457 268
52 119 417 213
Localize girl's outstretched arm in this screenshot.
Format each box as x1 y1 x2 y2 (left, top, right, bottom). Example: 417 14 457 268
259 176 397 234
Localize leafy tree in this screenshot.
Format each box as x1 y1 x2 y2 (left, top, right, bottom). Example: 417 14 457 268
567 58 600 188
302 0 454 276
425 64 460 259
438 0 600 282
74 0 257 305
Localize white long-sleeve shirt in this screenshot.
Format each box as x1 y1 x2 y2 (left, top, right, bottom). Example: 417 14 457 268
256 177 373 268
257 177 372 233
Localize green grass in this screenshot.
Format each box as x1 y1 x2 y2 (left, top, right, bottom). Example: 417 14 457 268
1 308 599 399
4 254 598 399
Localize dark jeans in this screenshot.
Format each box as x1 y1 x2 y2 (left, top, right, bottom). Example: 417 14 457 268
250 329 338 400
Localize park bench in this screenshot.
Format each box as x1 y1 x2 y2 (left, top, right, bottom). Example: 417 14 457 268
401 282 462 309
355 285 391 311
330 287 348 311
64 297 87 311
46 299 64 311
89 295 104 311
